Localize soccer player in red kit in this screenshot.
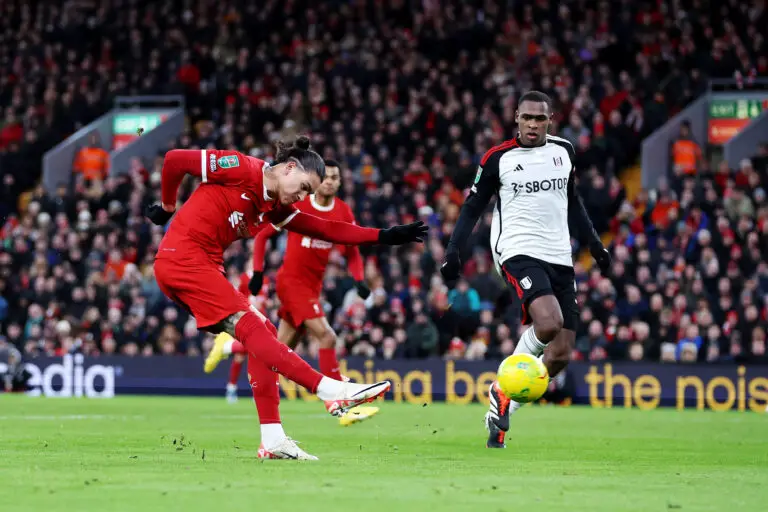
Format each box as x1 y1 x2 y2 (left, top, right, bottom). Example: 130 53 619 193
206 161 379 429
147 136 427 459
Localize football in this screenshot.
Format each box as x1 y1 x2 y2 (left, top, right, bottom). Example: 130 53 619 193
496 354 550 403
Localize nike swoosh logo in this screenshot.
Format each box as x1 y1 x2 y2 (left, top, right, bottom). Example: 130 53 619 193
350 383 387 398
241 193 249 200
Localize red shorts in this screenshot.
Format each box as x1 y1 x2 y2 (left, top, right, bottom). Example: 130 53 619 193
275 277 324 329
154 257 251 330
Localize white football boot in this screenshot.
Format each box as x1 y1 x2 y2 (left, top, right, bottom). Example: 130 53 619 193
257 438 319 461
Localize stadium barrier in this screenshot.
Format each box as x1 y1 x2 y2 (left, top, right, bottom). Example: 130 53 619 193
3 355 768 412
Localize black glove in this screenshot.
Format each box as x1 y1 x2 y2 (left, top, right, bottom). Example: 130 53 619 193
355 281 371 300
248 271 264 296
378 221 428 245
440 250 462 283
145 203 174 226
590 242 612 274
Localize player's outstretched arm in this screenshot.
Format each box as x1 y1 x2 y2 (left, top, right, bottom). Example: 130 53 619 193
146 149 208 224
567 173 611 272
146 149 252 225
441 155 500 282
283 212 427 246
249 224 279 295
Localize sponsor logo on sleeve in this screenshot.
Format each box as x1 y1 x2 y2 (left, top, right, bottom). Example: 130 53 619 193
217 155 240 168
209 153 217 173
474 166 483 184
471 166 483 193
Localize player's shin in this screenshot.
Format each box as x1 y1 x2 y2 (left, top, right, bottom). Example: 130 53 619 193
226 356 244 403
541 329 575 377
248 355 285 448
305 319 343 380
318 348 342 381
228 357 244 386
485 326 548 443
500 326 548 413
234 312 324 392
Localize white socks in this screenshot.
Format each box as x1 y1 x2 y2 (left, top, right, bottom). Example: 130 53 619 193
226 383 237 392
316 376 345 401
513 326 546 357
261 423 286 449
508 327 547 414
222 338 235 355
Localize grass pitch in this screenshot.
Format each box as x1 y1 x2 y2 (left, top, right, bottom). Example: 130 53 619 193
1 396 766 511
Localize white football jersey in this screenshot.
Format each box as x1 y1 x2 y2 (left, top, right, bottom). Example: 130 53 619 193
472 135 576 269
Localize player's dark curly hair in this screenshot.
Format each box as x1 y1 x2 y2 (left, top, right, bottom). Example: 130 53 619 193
518 90 552 110
275 135 326 180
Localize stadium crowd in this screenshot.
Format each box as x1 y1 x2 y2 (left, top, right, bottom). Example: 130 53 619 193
1 0 768 367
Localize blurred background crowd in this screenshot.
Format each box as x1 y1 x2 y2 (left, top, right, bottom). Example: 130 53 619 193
1 0 768 367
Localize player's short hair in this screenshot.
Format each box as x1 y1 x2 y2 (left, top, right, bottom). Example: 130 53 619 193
275 135 326 180
324 159 341 169
518 90 553 111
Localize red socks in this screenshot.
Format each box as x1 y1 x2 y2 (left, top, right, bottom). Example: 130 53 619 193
318 348 342 380
247 355 281 424
228 357 244 386
234 311 323 393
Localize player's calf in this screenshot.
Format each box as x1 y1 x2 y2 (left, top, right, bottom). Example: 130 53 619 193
305 317 343 381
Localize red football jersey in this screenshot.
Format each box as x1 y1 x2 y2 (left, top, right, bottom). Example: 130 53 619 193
274 195 363 294
156 149 297 269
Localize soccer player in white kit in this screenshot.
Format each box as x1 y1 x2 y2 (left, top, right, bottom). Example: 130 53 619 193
440 91 612 448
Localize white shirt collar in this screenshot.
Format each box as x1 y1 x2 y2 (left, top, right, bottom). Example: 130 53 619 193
262 163 273 201
310 194 335 212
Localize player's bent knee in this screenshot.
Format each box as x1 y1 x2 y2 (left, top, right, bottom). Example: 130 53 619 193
535 313 564 342
529 295 564 342
317 328 336 349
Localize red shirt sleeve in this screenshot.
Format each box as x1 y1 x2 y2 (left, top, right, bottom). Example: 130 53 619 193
282 211 380 245
341 204 365 281
252 224 278 272
265 204 300 229
238 272 250 297
160 149 254 206
345 244 365 281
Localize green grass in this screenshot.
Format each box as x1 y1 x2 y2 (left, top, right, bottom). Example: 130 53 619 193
1 396 766 512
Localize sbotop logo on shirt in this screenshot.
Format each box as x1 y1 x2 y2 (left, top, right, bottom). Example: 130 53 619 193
511 177 569 195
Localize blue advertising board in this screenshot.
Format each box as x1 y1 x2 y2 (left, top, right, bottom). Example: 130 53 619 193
3 355 768 412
